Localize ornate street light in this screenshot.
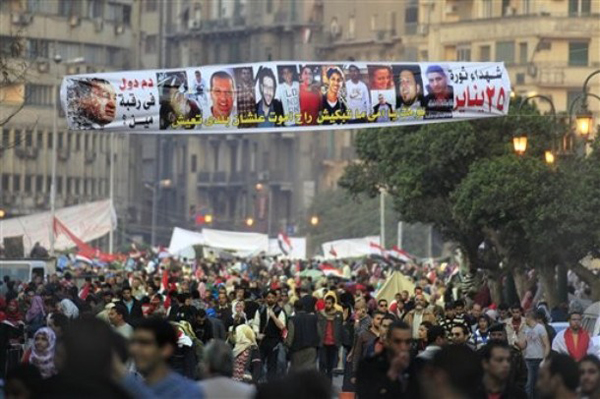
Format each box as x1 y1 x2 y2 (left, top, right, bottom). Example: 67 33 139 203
575 108 594 137
245 217 254 227
513 136 528 155
310 215 319 226
515 94 556 158
544 151 555 165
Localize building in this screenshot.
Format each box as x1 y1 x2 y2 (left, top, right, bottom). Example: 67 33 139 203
0 0 141 249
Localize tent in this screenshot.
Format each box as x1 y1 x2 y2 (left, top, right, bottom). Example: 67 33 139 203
376 271 428 303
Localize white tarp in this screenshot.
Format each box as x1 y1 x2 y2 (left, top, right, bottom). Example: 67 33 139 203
321 236 381 259
168 227 205 255
202 228 269 253
268 238 307 259
0 200 115 253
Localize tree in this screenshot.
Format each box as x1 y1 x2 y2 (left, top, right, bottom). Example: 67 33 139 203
0 29 32 128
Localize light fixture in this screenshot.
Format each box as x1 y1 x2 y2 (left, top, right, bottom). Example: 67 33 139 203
544 151 555 164
245 218 254 227
513 136 528 155
576 109 593 136
204 214 213 224
310 216 319 226
255 183 263 191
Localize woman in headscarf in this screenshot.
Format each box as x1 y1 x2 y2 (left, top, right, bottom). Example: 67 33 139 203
26 295 46 330
22 327 57 379
232 324 258 383
6 299 24 325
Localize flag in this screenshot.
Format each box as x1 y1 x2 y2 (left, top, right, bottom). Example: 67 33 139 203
79 282 91 300
369 241 388 258
388 246 413 262
320 263 344 278
278 232 293 255
329 246 337 257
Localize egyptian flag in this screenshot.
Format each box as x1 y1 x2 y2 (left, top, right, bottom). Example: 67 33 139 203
278 232 293 255
320 263 343 278
78 282 91 300
329 246 338 257
369 241 388 259
388 246 413 263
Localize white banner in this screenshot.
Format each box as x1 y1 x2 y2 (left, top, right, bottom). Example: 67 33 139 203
268 237 307 259
0 200 115 253
61 61 511 134
321 236 381 259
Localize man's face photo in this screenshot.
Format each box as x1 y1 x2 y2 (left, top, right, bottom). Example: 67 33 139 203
79 80 116 125
195 71 201 82
428 71 448 96
399 70 419 104
349 67 359 82
240 68 252 84
378 94 385 105
210 74 234 117
372 67 392 90
301 67 313 85
260 76 275 106
282 68 293 85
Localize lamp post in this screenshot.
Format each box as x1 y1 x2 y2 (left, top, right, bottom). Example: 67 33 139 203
49 53 62 256
146 178 172 247
108 133 115 253
514 94 557 157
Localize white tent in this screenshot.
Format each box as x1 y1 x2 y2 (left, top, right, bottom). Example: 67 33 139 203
168 227 269 255
321 236 381 259
268 237 307 259
168 227 205 255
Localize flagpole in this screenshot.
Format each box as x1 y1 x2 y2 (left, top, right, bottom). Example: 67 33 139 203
109 133 114 254
380 190 386 248
50 54 62 256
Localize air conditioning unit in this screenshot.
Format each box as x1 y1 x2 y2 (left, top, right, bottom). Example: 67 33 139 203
69 15 80 27
445 4 458 14
35 193 46 207
26 147 38 159
258 171 270 181
188 19 201 30
37 61 49 73
3 193 14 205
11 13 33 26
417 25 429 35
66 65 80 75
505 7 517 16
115 24 125 35
94 18 104 32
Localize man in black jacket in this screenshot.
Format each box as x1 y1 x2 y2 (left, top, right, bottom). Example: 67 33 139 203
356 320 412 399
481 340 527 399
317 296 344 381
286 299 320 371
252 290 286 381
117 286 143 325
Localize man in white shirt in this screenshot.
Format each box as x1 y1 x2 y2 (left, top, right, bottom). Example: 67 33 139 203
109 303 134 340
345 65 370 123
277 66 300 126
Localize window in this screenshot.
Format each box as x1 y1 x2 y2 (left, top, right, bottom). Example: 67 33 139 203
84 45 104 65
371 14 378 31
58 0 72 16
55 42 81 62
567 90 582 112
37 132 43 148
1 175 9 191
405 4 418 35
67 132 72 150
522 0 531 14
27 39 49 59
46 177 52 192
88 0 103 18
66 177 72 194
457 46 471 61
266 0 273 14
75 178 80 195
13 175 20 191
84 134 89 150
495 41 515 64
25 130 33 147
519 42 528 64
145 0 158 12
36 176 43 193
15 130 23 147
348 16 355 39
2 129 10 148
57 177 63 194
569 0 591 16
191 155 197 172
76 134 81 151
25 85 53 106
47 132 53 149
389 12 397 36
482 0 492 18
145 35 157 54
569 42 588 66
58 132 64 149
24 175 32 193
516 73 525 84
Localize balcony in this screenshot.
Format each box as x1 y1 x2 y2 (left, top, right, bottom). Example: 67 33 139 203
57 148 69 161
84 151 96 164
197 171 237 187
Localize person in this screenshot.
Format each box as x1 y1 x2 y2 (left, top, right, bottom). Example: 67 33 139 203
423 64 454 115
505 304 527 351
439 302 457 338
231 324 260 383
285 299 320 371
25 294 46 333
356 321 412 399
369 65 393 90
298 65 321 125
395 65 424 114
524 309 550 399
5 364 42 399
235 67 256 128
124 317 202 398
468 303 484 332
109 303 134 340
230 300 248 331
208 71 235 120
158 74 200 130
368 314 395 357
66 78 116 128
372 93 394 123
30 242 49 258
193 309 214 345
351 310 384 381
277 65 300 126
417 324 446 361
579 354 600 399
117 287 144 325
252 290 286 381
536 353 579 399
489 323 528 392
22 327 57 379
405 294 436 339
192 70 208 108
552 311 594 361
215 292 233 332
317 295 343 381
480 340 527 399
473 314 492 349
413 320 433 355
255 67 284 127
320 67 347 125
199 339 256 399
47 312 68 340
450 324 472 347
345 64 370 123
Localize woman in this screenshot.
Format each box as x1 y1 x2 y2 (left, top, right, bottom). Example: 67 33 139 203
5 299 23 325
320 67 347 125
22 327 57 379
473 315 491 349
299 66 321 125
26 295 46 334
232 324 259 383
413 321 433 356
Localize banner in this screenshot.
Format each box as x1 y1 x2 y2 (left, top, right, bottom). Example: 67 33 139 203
60 61 511 134
321 236 381 259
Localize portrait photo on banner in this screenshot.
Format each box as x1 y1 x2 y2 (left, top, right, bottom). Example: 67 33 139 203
422 63 454 119
367 64 396 121
157 70 200 130
298 64 322 126
65 77 117 130
320 64 348 125
254 64 284 128
392 64 426 121
343 64 370 124
276 65 301 126
233 66 256 129
200 66 237 129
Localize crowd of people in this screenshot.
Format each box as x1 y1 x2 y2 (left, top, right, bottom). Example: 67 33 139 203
0 249 599 399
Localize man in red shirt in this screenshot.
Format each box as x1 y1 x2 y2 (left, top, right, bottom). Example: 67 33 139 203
317 296 343 381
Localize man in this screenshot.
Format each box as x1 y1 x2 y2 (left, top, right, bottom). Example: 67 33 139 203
192 309 214 345
236 67 256 128
367 315 395 357
373 93 394 123
405 294 436 339
481 340 527 399
215 292 233 331
536 354 579 399
277 65 300 126
524 309 550 399
279 290 293 317
255 67 284 127
467 303 484 333
108 303 133 340
198 340 255 399
252 290 286 381
396 65 423 110
317 296 343 380
579 354 600 399
356 321 413 399
370 66 393 90
193 70 208 107
286 299 320 371
70 78 117 127
417 325 447 361
504 304 527 351
209 71 235 119
552 311 595 361
451 324 476 350
117 286 143 325
377 299 396 320
439 302 457 338
131 277 147 301
123 318 202 398
489 323 527 392
351 310 384 380
423 64 454 113
345 65 370 123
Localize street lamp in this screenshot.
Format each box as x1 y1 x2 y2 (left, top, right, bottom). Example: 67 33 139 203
544 151 555 165
145 178 173 246
513 136 528 155
245 217 254 227
576 109 594 137
310 215 319 226
514 94 557 157
204 214 213 224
